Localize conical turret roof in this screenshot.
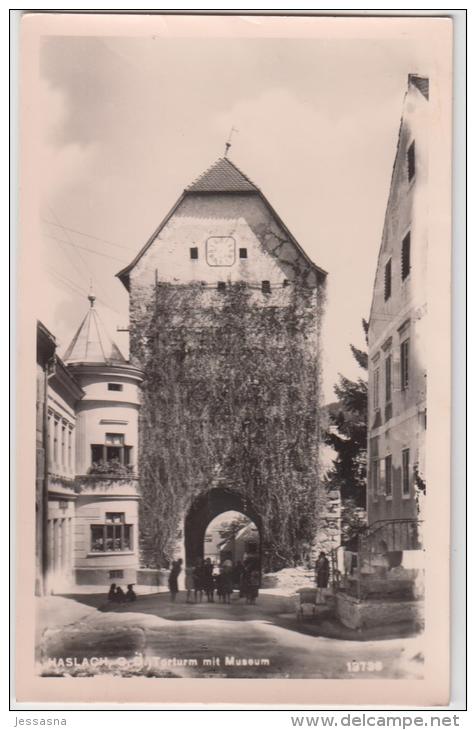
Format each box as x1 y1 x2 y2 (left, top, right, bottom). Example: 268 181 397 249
63 291 126 365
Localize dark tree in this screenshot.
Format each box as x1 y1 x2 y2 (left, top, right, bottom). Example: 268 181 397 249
324 319 368 546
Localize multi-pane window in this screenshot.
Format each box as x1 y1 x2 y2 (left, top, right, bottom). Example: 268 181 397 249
385 455 393 497
373 367 380 410
402 448 411 496
400 339 410 390
407 141 415 182
385 355 392 403
91 513 132 552
384 259 392 301
262 280 271 294
91 433 132 467
401 232 411 280
239 248 248 259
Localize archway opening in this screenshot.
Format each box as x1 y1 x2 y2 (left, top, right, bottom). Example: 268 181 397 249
184 487 262 569
204 510 260 568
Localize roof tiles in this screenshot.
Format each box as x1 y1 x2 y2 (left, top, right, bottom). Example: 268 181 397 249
186 157 258 193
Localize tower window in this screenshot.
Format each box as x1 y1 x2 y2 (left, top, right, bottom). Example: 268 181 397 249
407 141 416 182
108 383 123 392
384 259 392 301
262 280 271 294
190 247 199 260
90 433 132 468
239 247 248 259
401 232 411 280
91 513 132 553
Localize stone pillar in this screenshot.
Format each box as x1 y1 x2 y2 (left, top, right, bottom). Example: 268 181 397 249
313 489 342 568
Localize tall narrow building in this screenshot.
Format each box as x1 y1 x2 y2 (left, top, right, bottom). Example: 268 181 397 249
63 292 143 585
367 75 429 546
36 293 143 593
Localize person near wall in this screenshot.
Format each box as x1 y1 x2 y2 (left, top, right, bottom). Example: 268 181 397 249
168 558 183 602
126 584 137 602
315 551 330 604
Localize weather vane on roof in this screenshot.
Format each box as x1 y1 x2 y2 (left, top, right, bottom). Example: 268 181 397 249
88 278 96 308
224 126 239 157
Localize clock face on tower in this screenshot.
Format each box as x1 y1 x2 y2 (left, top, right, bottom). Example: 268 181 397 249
206 236 236 266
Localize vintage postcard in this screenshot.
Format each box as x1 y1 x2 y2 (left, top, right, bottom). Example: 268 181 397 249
15 13 453 706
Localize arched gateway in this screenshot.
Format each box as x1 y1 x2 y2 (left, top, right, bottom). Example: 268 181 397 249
184 487 262 567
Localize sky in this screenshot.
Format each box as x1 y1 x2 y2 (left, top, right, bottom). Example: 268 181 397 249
36 32 429 402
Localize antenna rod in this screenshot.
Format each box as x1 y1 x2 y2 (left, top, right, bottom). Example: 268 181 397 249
224 126 239 157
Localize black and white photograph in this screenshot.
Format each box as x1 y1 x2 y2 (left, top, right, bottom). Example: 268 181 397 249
16 12 453 706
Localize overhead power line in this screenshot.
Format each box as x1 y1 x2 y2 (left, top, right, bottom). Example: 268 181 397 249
47 267 125 317
41 219 131 251
45 233 128 264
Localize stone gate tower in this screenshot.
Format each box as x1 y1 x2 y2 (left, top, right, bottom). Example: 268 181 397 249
117 157 331 571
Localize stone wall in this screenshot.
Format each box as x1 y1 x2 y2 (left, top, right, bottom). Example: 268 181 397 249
336 591 424 630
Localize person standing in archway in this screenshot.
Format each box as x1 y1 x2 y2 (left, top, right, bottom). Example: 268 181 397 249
168 558 183 602
204 558 215 602
193 558 204 603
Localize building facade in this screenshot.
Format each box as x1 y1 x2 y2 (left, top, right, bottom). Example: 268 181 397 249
36 292 143 593
117 156 336 571
366 75 429 547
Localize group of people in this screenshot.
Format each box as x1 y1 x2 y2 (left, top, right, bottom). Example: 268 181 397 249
107 583 137 603
168 555 261 605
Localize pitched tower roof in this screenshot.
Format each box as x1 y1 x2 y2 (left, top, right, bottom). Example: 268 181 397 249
63 291 126 366
185 157 258 193
117 155 327 289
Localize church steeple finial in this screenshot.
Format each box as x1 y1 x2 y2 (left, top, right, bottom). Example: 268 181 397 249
224 126 239 157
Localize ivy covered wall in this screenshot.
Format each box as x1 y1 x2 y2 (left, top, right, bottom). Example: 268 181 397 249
131 280 327 571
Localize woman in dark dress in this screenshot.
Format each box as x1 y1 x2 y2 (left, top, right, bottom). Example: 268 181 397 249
168 558 183 602
315 551 330 604
221 564 234 604
193 558 204 603
204 558 215 602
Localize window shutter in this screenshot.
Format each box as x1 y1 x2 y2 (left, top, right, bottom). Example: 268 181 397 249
379 459 386 495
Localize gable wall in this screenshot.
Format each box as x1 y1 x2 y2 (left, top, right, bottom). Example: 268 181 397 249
366 81 429 531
